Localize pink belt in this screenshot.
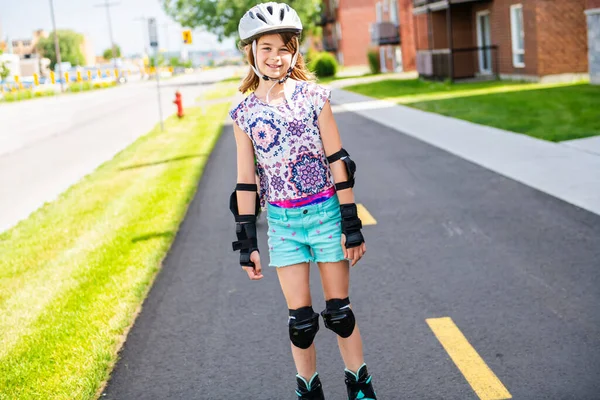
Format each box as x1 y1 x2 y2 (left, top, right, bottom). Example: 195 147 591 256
270 187 335 208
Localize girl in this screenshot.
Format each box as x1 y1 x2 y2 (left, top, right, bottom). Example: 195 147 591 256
229 3 377 399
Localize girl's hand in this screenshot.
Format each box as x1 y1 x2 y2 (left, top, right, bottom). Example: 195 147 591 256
242 250 264 280
341 234 366 267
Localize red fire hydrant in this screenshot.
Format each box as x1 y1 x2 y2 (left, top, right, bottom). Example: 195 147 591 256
174 90 184 118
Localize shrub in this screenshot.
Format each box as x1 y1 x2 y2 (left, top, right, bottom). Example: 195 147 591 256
309 52 338 78
367 49 380 74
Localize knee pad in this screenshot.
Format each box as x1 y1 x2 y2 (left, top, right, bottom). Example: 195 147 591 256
289 306 320 349
321 297 355 338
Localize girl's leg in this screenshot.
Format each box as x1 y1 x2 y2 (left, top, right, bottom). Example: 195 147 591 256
318 260 377 399
317 260 365 372
276 262 317 380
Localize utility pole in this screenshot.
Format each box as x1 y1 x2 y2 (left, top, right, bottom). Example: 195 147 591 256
48 0 64 92
133 16 148 57
148 17 164 132
94 0 120 68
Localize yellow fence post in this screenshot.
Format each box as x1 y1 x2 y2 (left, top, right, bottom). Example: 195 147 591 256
50 71 56 84
14 76 20 100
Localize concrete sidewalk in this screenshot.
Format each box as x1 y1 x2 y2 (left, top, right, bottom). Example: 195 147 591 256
328 88 600 216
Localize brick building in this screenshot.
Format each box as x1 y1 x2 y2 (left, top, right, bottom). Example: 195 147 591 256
10 30 48 59
587 0 600 84
412 0 589 81
317 0 417 72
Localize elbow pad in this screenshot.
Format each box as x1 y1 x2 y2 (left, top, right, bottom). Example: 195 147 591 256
327 148 356 191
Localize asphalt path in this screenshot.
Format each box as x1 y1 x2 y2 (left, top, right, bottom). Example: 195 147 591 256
102 103 600 399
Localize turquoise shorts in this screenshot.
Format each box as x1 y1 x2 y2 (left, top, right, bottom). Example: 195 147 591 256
266 194 346 267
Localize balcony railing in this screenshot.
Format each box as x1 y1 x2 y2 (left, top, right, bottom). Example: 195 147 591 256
370 22 400 45
414 0 489 7
417 46 499 80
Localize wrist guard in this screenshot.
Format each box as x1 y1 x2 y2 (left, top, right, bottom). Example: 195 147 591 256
230 183 260 267
232 215 259 267
339 203 364 248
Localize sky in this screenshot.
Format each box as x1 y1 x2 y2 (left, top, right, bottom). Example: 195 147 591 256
0 0 237 56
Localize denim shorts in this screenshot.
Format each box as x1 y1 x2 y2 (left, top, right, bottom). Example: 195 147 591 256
266 194 346 267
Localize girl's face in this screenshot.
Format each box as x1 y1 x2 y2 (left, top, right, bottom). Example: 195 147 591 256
255 34 293 79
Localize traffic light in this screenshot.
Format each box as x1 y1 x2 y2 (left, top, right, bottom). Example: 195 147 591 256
182 30 193 44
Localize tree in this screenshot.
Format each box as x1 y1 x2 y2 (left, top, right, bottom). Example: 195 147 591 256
161 0 321 44
0 50 10 82
36 30 85 67
149 53 166 68
103 45 122 60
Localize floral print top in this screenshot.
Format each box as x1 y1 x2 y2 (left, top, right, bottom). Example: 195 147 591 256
229 80 333 209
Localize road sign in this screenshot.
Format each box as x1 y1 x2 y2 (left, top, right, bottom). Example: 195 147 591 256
182 30 192 44
148 18 158 48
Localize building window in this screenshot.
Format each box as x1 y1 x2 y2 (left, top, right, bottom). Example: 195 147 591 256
510 4 525 67
391 0 399 25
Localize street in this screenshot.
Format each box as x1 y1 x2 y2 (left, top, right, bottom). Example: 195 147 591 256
102 101 600 399
0 67 238 233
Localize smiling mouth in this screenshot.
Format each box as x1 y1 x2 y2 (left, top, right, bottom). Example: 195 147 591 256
267 64 281 69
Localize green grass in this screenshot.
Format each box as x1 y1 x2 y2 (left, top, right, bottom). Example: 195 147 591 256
69 81 117 93
220 75 244 83
0 99 231 399
1 81 117 103
1 89 56 102
317 72 379 84
197 81 239 103
344 78 600 142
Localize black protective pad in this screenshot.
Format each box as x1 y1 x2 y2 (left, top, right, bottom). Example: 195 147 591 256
321 297 356 338
289 306 320 349
339 204 365 248
327 148 356 191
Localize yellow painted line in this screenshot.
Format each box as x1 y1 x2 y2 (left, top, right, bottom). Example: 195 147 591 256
426 317 512 400
356 203 376 225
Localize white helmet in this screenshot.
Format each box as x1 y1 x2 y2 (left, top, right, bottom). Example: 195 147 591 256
239 2 303 45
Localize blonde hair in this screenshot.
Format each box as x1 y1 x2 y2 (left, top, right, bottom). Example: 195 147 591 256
238 32 315 94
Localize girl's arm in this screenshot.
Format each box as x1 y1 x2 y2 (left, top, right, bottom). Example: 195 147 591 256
318 101 366 266
233 122 258 214
318 101 354 206
233 122 263 280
